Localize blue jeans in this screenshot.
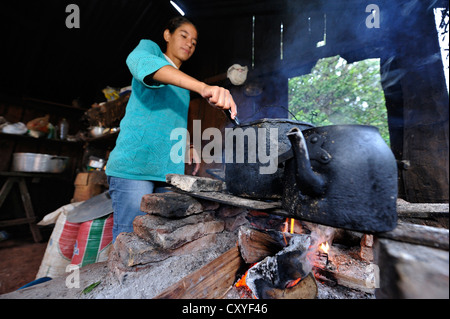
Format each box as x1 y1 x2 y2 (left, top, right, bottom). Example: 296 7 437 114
107 176 170 242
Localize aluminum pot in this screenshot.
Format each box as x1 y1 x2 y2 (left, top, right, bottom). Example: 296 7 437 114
208 118 314 199
12 152 69 173
282 124 398 232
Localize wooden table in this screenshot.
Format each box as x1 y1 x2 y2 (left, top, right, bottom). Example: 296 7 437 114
0 171 54 242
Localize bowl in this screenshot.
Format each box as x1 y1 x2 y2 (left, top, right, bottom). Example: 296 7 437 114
90 126 109 137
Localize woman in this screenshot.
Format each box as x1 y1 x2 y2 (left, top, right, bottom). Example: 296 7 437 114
106 17 237 241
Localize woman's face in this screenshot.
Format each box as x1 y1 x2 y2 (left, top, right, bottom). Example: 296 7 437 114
164 22 198 67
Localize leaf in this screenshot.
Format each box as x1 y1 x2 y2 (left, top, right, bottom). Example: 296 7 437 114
82 281 101 295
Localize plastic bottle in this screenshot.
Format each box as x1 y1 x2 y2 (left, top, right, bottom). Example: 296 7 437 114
59 118 69 140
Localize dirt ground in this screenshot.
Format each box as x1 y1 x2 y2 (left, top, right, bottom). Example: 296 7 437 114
0 237 48 294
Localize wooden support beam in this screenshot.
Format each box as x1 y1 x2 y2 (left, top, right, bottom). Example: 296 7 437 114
377 221 449 250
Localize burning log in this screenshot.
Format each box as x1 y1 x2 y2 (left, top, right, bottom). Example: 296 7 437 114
264 273 318 299
244 234 317 299
315 244 379 293
237 226 289 263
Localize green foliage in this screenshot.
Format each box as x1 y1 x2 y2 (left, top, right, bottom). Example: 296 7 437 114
288 55 390 145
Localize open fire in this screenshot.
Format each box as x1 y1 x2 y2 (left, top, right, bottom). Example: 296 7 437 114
120 175 386 299
234 217 336 299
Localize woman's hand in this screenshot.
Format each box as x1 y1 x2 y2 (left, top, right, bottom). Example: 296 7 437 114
201 85 238 120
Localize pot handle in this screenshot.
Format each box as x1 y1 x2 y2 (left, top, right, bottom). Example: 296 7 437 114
287 127 327 197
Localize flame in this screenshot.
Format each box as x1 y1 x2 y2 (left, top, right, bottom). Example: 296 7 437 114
235 268 258 299
282 218 296 234
319 241 330 254
235 263 257 294
282 218 289 233
286 277 301 288
235 271 248 288
282 218 298 245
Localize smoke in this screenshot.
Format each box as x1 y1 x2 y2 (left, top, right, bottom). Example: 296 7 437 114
380 56 407 89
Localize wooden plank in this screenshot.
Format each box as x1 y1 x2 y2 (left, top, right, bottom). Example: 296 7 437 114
154 246 244 299
171 188 281 211
0 217 36 227
377 221 449 250
397 202 449 218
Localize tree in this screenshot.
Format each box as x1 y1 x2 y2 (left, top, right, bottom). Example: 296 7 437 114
288 55 390 144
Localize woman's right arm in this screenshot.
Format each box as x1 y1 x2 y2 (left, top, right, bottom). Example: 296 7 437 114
151 65 237 119
127 40 237 118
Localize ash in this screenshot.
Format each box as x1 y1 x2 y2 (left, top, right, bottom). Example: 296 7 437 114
316 281 375 299
84 230 238 299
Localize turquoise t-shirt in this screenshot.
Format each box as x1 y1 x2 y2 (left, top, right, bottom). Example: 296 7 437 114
105 39 190 181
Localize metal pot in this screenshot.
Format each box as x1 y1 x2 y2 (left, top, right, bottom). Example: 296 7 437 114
282 125 398 232
208 118 314 199
12 152 69 173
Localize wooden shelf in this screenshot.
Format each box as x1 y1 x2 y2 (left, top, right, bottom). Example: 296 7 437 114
0 132 83 146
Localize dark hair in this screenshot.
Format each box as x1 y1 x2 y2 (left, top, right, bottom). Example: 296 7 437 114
165 16 197 34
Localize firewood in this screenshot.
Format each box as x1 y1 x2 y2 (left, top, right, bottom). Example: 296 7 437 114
313 245 379 293
396 200 449 218
173 189 281 210
154 246 244 299
377 221 449 250
238 226 289 263
245 234 312 298
265 273 318 299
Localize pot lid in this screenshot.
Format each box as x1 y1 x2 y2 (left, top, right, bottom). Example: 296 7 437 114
237 117 315 128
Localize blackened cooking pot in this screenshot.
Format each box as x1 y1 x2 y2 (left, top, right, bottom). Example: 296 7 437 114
208 118 314 199
282 124 397 232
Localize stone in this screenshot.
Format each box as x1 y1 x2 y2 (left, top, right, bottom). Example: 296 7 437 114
133 212 224 250
140 192 204 218
374 238 449 299
166 174 224 192
113 232 219 268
